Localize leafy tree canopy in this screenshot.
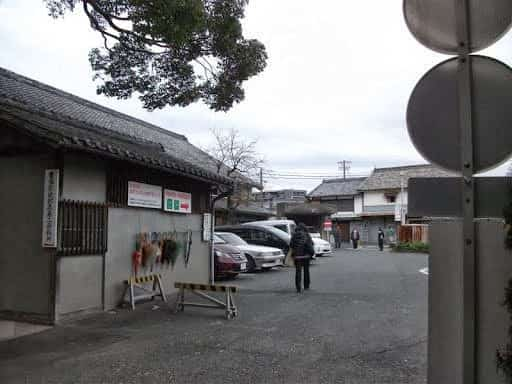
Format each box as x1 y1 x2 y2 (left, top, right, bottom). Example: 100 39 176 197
44 0 267 111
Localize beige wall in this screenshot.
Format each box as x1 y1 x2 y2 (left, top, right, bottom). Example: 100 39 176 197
105 209 210 309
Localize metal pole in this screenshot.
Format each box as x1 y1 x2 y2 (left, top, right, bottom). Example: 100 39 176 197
456 0 476 382
210 191 215 285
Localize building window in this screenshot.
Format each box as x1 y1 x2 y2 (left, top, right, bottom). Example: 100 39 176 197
385 194 397 203
58 200 108 256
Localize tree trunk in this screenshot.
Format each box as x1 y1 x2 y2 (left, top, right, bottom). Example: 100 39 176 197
227 196 237 225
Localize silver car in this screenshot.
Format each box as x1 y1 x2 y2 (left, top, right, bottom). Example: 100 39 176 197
215 232 285 272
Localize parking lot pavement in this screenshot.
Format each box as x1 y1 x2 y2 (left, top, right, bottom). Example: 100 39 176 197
0 249 428 384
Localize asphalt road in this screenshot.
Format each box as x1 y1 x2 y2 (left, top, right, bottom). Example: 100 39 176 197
0 248 428 384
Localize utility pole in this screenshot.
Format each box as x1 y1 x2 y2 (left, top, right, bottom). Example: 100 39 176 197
259 167 264 208
337 161 352 179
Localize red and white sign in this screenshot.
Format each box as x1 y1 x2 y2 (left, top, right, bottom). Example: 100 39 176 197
164 189 192 214
323 220 332 231
128 181 162 209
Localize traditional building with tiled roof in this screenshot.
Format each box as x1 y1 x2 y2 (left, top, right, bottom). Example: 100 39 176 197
305 165 456 245
358 164 455 191
0 67 235 325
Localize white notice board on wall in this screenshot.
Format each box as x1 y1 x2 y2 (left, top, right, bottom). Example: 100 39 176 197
42 169 60 248
203 213 212 241
164 189 192 214
128 181 162 209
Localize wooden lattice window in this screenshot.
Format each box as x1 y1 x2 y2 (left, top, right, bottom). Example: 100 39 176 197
58 200 108 256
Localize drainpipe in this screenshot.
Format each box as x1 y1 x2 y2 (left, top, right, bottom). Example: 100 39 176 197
400 171 406 226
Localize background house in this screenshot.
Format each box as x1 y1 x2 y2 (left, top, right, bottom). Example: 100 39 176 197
356 164 455 244
252 189 307 210
214 199 275 225
277 202 335 234
308 178 366 242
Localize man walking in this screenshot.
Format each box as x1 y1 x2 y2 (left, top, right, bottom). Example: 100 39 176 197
378 227 385 251
350 228 360 249
333 225 341 249
290 223 314 293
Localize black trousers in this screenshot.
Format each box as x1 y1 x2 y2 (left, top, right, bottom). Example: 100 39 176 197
378 239 384 251
295 258 310 291
334 238 341 249
352 240 358 249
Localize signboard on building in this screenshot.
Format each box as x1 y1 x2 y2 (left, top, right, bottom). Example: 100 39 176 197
42 169 59 248
164 189 192 214
128 181 162 209
323 219 332 231
203 213 212 241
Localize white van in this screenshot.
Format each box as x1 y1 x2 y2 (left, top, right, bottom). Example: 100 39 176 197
243 219 296 236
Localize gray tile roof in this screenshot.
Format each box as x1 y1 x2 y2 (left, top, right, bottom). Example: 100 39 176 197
284 202 335 216
0 67 238 185
358 164 456 191
308 177 366 198
214 199 275 216
0 102 232 185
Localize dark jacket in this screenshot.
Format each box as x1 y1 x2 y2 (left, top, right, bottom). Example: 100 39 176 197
290 228 314 260
351 230 360 241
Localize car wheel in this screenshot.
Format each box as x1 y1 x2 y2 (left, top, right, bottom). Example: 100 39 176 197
246 255 257 272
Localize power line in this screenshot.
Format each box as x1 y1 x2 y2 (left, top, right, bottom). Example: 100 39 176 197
263 174 369 180
263 171 339 176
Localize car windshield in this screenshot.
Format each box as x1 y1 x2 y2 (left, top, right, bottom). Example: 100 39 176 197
213 234 226 244
216 233 247 246
274 224 289 234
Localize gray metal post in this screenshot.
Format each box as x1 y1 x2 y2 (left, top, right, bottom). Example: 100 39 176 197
456 0 476 382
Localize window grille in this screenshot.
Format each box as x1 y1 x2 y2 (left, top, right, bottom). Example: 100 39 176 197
58 200 108 256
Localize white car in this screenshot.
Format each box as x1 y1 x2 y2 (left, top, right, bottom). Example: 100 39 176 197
310 233 332 257
215 232 285 272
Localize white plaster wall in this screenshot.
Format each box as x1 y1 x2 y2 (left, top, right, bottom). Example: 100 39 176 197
397 190 408 205
363 191 391 206
61 153 106 202
363 190 408 207
354 194 363 214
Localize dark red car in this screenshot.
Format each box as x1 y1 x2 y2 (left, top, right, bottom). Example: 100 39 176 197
214 234 248 278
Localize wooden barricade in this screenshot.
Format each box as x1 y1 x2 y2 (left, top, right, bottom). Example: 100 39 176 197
123 274 166 310
174 282 238 320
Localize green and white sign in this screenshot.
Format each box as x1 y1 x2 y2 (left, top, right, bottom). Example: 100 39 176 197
164 189 192 214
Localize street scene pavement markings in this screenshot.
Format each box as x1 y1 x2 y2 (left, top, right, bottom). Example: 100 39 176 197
0 249 428 384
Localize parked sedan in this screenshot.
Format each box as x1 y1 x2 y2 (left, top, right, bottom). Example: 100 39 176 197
214 235 248 278
216 224 290 254
310 232 333 257
216 232 285 272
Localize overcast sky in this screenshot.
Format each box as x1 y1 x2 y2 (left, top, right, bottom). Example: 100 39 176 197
1 1 511 191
